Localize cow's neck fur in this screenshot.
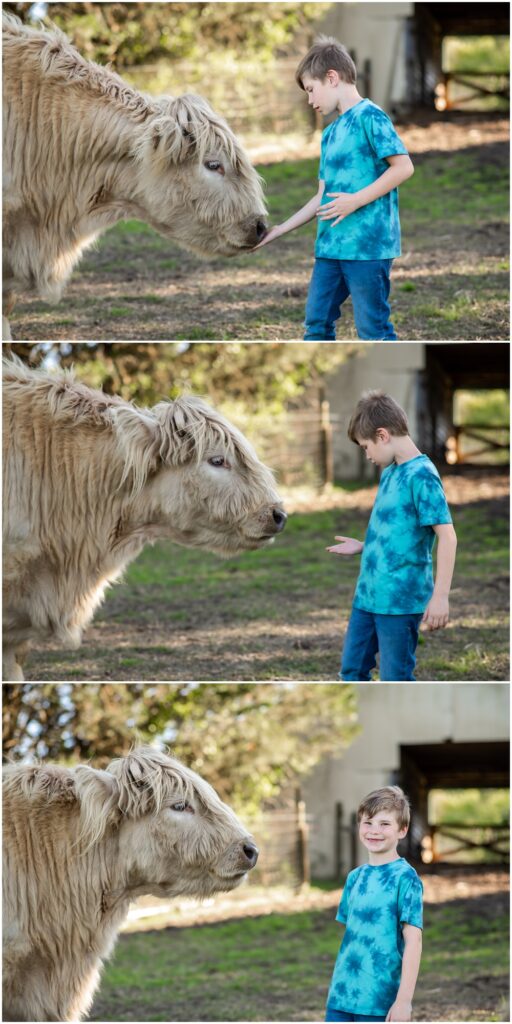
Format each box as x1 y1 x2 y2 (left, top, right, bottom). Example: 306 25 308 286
3 790 140 1022
3 379 170 652
3 20 180 304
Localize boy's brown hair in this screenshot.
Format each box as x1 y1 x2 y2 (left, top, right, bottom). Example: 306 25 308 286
295 35 357 89
357 786 410 830
348 390 409 444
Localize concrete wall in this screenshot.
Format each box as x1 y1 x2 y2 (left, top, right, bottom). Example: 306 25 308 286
318 2 414 112
303 683 509 877
326 343 425 481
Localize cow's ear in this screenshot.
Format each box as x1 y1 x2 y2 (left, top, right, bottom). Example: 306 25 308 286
136 95 217 169
137 97 200 168
152 400 201 466
106 754 155 817
148 114 193 164
109 405 162 492
74 766 120 846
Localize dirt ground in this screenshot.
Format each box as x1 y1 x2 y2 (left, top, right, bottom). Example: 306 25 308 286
24 469 509 682
10 112 509 341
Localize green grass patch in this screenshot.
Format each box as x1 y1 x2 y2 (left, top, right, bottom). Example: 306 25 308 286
90 893 509 1021
27 490 509 681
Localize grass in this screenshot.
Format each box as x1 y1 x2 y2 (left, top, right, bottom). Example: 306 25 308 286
89 892 509 1021
12 120 509 340
26 484 509 681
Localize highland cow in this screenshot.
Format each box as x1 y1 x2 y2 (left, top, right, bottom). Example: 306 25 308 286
2 14 267 337
3 747 259 1022
3 358 286 679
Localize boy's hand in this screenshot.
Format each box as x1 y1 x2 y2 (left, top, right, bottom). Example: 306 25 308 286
386 999 412 1022
326 535 364 555
317 193 360 227
251 225 283 251
422 594 449 630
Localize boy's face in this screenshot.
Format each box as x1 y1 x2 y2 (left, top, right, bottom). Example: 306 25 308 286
301 72 341 116
357 429 395 468
359 809 408 857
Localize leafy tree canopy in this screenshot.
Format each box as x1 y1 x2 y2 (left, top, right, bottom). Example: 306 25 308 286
6 2 328 66
8 342 355 424
3 683 359 814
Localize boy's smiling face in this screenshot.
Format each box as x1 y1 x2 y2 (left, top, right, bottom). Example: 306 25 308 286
301 71 341 116
359 809 408 863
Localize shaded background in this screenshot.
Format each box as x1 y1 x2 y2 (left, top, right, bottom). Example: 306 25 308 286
6 2 510 340
2 682 509 1022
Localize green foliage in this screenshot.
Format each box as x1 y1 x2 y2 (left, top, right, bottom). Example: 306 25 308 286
12 2 328 67
8 342 355 438
429 788 509 826
444 35 510 73
453 389 510 427
2 684 359 813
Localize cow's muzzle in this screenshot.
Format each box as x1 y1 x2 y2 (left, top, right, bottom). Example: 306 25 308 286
241 841 259 868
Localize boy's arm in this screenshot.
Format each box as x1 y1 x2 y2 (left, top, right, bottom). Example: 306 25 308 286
252 179 325 249
423 523 457 630
318 154 414 227
386 924 422 1023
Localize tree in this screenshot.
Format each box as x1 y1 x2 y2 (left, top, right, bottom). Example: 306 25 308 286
7 341 355 417
5 3 329 67
3 683 359 813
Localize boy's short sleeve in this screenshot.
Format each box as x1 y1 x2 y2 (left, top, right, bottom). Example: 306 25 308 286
335 873 355 923
411 471 453 528
399 874 424 929
318 132 327 180
364 106 409 160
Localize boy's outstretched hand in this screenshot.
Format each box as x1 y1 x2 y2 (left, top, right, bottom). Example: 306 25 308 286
251 225 283 251
326 535 364 555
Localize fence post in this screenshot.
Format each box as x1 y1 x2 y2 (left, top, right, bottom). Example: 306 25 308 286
320 392 333 486
296 788 310 889
335 801 343 879
350 811 358 871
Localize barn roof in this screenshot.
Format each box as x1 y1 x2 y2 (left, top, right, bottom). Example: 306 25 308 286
421 2 510 36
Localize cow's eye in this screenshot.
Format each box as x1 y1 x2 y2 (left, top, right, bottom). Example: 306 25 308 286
205 160 224 174
208 456 229 468
171 801 193 813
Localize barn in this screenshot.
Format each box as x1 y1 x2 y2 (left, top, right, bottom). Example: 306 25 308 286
302 683 509 877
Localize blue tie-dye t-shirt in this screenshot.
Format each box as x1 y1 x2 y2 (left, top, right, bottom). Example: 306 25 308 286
327 858 423 1016
353 455 452 615
316 99 408 260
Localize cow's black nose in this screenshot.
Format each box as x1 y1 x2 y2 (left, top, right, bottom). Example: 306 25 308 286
272 509 287 532
255 219 267 241
243 842 259 867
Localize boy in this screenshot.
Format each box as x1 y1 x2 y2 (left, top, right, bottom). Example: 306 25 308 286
327 390 457 681
253 36 414 340
326 786 423 1023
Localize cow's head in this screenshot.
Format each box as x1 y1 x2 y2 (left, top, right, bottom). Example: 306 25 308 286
110 395 287 556
132 94 267 255
76 748 258 899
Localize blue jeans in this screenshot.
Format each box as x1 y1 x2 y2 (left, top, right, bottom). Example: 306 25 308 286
341 606 423 681
304 257 397 340
325 1010 386 1022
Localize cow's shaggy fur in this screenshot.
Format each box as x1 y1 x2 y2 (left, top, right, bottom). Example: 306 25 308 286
3 358 286 679
3 746 258 1022
2 14 267 332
